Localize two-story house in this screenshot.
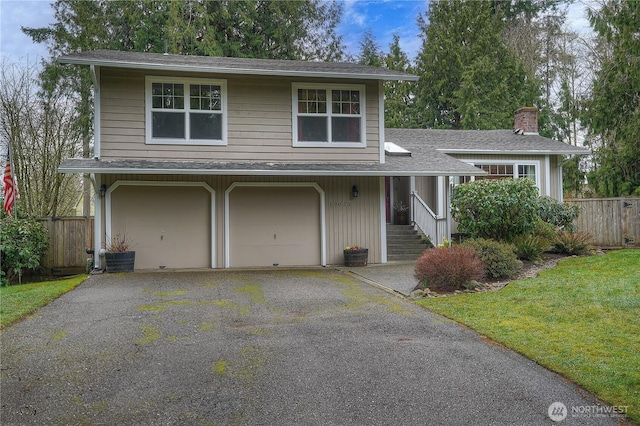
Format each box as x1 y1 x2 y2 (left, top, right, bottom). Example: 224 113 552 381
58 50 587 270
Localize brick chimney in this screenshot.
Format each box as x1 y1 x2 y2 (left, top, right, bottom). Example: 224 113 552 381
514 107 538 135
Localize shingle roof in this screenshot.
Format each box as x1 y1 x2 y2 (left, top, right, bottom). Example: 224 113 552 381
385 128 588 155
57 50 419 81
59 153 485 177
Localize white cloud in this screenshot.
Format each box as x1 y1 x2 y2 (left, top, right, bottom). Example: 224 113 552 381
0 0 54 64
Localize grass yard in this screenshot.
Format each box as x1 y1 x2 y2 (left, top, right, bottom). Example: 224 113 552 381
0 275 88 329
417 249 640 423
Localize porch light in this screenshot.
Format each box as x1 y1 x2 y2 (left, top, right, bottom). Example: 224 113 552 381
100 184 107 198
352 185 359 198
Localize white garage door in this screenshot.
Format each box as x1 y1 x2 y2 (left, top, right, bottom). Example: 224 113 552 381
229 186 321 267
110 185 211 269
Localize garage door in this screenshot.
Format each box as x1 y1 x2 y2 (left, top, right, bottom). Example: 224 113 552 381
229 186 321 267
110 185 211 269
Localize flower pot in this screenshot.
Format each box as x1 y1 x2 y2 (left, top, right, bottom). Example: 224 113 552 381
105 251 135 273
396 211 408 225
344 249 368 267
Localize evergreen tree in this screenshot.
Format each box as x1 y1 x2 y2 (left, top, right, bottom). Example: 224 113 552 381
583 0 640 196
414 0 541 130
357 30 383 67
383 34 417 128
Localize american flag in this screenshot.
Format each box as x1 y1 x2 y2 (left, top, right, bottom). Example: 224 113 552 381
3 149 15 216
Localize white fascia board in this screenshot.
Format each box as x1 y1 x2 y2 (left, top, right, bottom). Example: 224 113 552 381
58 57 420 82
58 166 486 177
437 149 588 155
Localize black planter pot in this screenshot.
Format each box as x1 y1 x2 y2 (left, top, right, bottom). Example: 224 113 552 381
105 251 135 273
344 249 368 267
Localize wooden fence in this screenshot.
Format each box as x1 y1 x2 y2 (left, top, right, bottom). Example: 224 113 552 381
37 217 94 276
565 198 640 248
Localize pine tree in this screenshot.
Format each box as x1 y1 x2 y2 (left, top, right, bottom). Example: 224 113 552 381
583 0 640 196
383 34 417 128
414 0 541 130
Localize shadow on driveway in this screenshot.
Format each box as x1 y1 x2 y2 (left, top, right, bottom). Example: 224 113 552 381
0 269 619 425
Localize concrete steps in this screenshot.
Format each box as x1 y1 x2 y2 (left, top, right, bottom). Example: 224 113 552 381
386 224 431 262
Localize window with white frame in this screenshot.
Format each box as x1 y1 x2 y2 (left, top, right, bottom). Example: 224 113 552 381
146 77 227 145
458 161 540 189
292 83 366 147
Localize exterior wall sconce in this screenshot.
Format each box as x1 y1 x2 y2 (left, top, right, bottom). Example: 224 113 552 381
352 185 359 198
100 184 107 198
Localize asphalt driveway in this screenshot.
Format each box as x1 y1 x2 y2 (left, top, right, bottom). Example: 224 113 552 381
1 269 619 425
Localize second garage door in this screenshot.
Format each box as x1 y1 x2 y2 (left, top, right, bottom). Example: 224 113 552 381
228 186 321 267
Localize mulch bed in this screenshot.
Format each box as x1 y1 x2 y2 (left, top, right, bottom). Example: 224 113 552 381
412 252 572 298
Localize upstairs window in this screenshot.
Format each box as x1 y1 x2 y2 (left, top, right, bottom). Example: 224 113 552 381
146 77 227 145
292 83 366 147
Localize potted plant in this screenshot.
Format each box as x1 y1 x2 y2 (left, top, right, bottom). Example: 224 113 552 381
394 201 409 225
104 233 136 272
343 244 368 267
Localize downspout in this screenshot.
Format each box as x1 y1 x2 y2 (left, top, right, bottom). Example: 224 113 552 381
380 177 387 263
90 65 101 159
90 65 102 267
446 177 453 243
378 80 385 164
378 81 387 262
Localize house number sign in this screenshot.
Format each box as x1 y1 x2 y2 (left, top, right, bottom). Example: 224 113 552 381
330 201 352 207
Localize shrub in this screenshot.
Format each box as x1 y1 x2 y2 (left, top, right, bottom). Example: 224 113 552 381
452 178 539 241
0 217 49 285
553 231 594 255
533 218 558 244
513 234 550 262
414 246 485 292
537 196 581 231
462 238 522 279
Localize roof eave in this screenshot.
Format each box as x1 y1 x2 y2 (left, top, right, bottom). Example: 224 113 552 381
57 57 420 82
57 166 485 177
437 149 589 155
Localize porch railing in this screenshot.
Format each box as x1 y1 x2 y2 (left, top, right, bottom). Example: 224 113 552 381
411 192 447 246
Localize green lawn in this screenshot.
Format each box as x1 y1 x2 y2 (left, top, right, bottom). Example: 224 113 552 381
417 249 640 423
0 275 88 329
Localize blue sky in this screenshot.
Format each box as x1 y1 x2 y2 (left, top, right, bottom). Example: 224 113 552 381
1 0 591 65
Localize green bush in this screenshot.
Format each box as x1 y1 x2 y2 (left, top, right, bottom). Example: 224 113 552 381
553 231 594 255
0 217 49 285
414 245 485 292
537 196 581 231
514 234 550 262
452 178 539 241
533 218 558 244
462 238 523 279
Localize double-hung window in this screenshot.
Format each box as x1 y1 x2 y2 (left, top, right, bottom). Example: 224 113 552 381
146 76 227 145
292 83 366 147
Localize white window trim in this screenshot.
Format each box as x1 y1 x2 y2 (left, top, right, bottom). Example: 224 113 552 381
145 76 227 146
460 159 542 191
292 83 366 148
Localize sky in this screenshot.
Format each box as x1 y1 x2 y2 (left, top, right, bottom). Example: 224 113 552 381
1 0 593 66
